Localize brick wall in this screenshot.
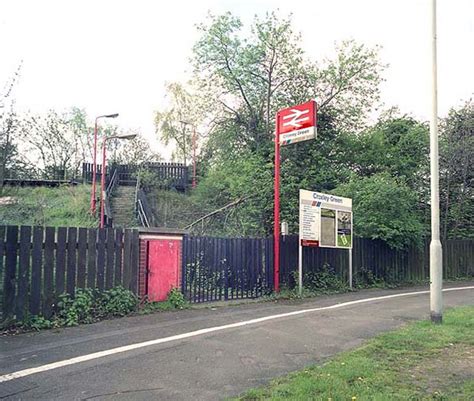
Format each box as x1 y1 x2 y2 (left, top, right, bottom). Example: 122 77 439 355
138 239 148 299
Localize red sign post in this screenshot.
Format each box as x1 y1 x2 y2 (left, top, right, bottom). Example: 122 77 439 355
274 100 317 292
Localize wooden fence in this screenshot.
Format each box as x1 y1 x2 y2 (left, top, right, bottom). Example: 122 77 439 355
181 236 273 303
279 236 474 287
82 162 189 190
0 225 140 321
182 235 473 303
82 163 105 183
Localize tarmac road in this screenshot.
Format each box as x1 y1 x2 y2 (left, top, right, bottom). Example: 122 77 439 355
1 283 473 400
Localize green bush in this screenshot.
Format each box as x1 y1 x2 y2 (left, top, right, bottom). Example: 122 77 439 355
354 267 388 288
140 288 188 314
21 315 54 331
167 287 187 309
39 286 139 328
57 288 96 326
100 286 139 317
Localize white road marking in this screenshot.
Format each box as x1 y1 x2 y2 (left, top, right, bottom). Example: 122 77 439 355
1 286 473 383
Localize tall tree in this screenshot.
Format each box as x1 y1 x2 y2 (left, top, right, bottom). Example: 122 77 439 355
188 12 385 235
108 131 161 166
154 82 200 164
439 100 474 239
19 109 91 180
0 63 23 192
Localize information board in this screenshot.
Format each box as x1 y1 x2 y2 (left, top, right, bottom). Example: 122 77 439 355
299 189 353 249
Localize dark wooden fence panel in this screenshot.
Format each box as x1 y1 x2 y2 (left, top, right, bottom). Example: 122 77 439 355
183 235 473 303
30 227 43 316
105 229 115 289
43 227 55 318
96 229 106 291
278 236 474 288
66 227 78 295
0 226 5 314
114 229 123 286
55 227 67 295
3 226 18 319
122 229 132 290
16 226 31 320
0 225 140 321
77 228 87 289
182 236 272 303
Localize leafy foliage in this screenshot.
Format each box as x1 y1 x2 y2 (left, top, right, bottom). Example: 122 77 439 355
148 12 473 247
335 174 425 249
140 288 189 314
20 286 139 329
439 100 474 239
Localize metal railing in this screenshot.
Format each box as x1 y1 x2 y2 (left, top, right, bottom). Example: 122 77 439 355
134 175 153 228
103 167 119 227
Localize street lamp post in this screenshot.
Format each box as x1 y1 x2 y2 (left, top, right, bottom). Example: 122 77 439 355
90 113 119 215
99 133 137 228
430 0 443 324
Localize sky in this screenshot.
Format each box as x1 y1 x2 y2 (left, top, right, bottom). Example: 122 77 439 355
1 0 473 158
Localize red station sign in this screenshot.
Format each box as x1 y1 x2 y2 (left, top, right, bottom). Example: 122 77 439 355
277 100 317 145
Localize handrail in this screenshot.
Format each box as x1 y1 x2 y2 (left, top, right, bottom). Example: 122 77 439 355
103 167 118 227
134 173 140 213
137 199 150 227
106 167 118 194
134 173 154 228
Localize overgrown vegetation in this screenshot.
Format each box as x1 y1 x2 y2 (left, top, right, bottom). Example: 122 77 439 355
140 288 189 314
2 287 189 332
0 184 96 227
235 306 474 400
15 286 139 330
150 13 473 247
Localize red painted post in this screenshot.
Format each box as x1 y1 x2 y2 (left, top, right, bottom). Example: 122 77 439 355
100 138 107 229
274 113 280 292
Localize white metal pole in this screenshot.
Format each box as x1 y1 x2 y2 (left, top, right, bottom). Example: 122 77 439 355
298 243 303 296
430 0 443 324
348 248 353 290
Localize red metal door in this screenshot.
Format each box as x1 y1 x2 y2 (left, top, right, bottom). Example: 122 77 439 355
147 239 181 302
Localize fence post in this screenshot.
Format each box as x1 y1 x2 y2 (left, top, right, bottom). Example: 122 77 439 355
3 226 19 319
224 241 229 301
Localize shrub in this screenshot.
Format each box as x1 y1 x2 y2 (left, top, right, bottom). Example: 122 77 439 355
55 286 139 327
100 286 139 317
140 288 188 314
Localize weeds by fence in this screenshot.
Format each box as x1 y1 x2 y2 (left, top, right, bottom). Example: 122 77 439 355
0 225 139 322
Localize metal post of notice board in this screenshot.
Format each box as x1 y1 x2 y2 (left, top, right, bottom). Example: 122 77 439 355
298 242 303 296
348 247 353 290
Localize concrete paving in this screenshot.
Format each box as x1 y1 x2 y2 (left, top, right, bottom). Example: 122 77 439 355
1 284 473 400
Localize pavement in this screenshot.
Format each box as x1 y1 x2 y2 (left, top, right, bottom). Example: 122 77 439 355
1 283 473 400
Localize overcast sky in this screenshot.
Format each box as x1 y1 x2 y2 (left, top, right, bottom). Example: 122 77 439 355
1 0 473 158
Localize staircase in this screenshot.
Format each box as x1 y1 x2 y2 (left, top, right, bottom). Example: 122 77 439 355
110 186 137 228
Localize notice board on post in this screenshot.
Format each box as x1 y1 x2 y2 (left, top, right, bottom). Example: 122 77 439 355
299 189 353 249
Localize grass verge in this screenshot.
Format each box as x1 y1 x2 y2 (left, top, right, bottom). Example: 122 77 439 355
0 184 96 227
235 306 474 401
